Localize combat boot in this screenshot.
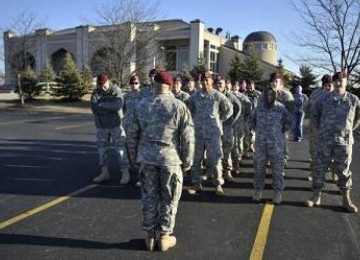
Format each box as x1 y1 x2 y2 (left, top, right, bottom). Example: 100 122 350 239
119 168 130 185
187 184 202 195
273 190 282 205
253 189 262 202
341 189 358 213
305 190 321 207
145 230 156 251
92 166 110 183
224 170 234 183
215 185 225 196
159 234 177 252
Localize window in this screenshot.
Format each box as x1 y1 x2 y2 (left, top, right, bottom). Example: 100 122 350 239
164 45 189 71
210 51 218 73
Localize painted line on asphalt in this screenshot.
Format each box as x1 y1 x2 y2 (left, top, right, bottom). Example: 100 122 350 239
55 122 93 130
249 203 274 260
0 115 81 126
0 184 98 231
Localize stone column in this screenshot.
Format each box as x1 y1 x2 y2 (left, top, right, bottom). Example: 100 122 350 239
76 25 90 69
35 28 50 74
189 19 205 68
3 30 16 87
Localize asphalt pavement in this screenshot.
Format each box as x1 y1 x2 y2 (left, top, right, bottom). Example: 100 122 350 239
0 109 359 260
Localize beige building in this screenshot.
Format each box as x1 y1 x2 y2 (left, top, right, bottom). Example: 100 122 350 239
3 19 279 87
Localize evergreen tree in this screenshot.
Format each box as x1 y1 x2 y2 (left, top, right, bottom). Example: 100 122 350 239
228 54 242 83
53 52 82 100
15 67 41 99
291 65 317 94
80 66 94 94
39 60 56 82
181 64 192 79
238 50 263 83
191 54 207 78
276 58 292 87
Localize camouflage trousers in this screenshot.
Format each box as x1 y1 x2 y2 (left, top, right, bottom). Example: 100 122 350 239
222 124 235 171
254 141 285 191
313 142 352 191
308 122 317 173
244 119 255 154
232 117 245 166
96 127 129 169
191 136 224 186
140 164 183 235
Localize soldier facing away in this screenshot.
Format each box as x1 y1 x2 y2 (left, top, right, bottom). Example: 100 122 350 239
187 71 233 196
90 73 130 184
307 71 359 213
250 87 292 204
126 71 195 251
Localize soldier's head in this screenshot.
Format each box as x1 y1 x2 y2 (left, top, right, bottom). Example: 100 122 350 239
148 69 158 85
201 71 214 92
129 75 140 91
264 87 277 108
97 73 110 91
295 85 303 94
321 74 333 92
269 71 283 91
232 81 240 92
239 80 246 93
153 71 173 94
186 77 195 93
173 76 182 94
332 71 347 93
225 79 232 91
246 79 255 91
214 77 226 93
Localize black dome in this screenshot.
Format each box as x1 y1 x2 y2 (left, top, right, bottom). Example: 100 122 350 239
244 31 276 43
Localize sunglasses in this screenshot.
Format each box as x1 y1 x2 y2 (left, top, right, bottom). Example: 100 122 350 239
131 82 140 85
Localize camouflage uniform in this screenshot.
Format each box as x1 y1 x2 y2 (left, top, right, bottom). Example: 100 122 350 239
221 91 242 171
244 89 262 154
174 90 191 105
139 85 153 99
231 91 253 167
250 101 292 190
123 90 140 133
126 92 195 234
188 89 233 186
90 84 129 170
311 91 360 191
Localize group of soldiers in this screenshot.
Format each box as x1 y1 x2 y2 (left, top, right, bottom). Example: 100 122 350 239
90 68 359 252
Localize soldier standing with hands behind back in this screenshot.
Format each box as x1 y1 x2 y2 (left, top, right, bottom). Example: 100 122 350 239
127 71 195 251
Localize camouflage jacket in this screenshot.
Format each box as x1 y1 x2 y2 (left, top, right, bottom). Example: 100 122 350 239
311 91 360 145
126 92 195 167
174 90 191 105
245 89 262 109
188 89 233 138
90 84 124 129
222 90 242 127
250 101 292 143
123 90 141 129
139 85 154 99
232 91 253 117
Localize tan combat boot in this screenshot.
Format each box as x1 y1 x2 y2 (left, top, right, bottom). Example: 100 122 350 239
253 189 262 202
305 190 321 207
341 189 358 213
145 230 156 251
215 185 225 196
273 190 282 205
224 170 234 183
159 234 177 252
92 166 110 183
119 168 130 185
187 184 203 195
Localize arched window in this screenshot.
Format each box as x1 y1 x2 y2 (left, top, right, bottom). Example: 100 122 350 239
11 51 35 72
51 48 75 73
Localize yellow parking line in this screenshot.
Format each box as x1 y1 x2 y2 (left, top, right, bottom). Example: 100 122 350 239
249 203 275 260
55 122 93 130
0 184 98 231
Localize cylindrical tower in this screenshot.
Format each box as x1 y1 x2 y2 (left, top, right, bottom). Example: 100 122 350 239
243 31 277 65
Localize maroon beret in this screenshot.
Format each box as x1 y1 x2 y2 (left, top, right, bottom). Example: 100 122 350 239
154 71 174 87
97 73 109 85
270 71 283 82
129 75 140 84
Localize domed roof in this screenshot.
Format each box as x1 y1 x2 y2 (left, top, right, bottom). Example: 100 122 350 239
244 31 276 43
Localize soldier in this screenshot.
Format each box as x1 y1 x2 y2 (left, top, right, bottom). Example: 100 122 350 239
231 87 253 173
293 85 309 142
185 77 197 96
91 73 130 185
172 76 190 104
244 79 262 157
308 75 333 180
123 75 142 188
250 87 292 204
266 72 295 165
187 71 233 196
126 71 195 251
139 68 157 99
306 71 359 213
214 77 242 183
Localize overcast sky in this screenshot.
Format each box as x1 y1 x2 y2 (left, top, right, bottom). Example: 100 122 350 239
0 0 304 74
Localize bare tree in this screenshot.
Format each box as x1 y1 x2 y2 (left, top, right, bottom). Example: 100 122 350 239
89 0 162 87
1 10 44 104
291 0 360 76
